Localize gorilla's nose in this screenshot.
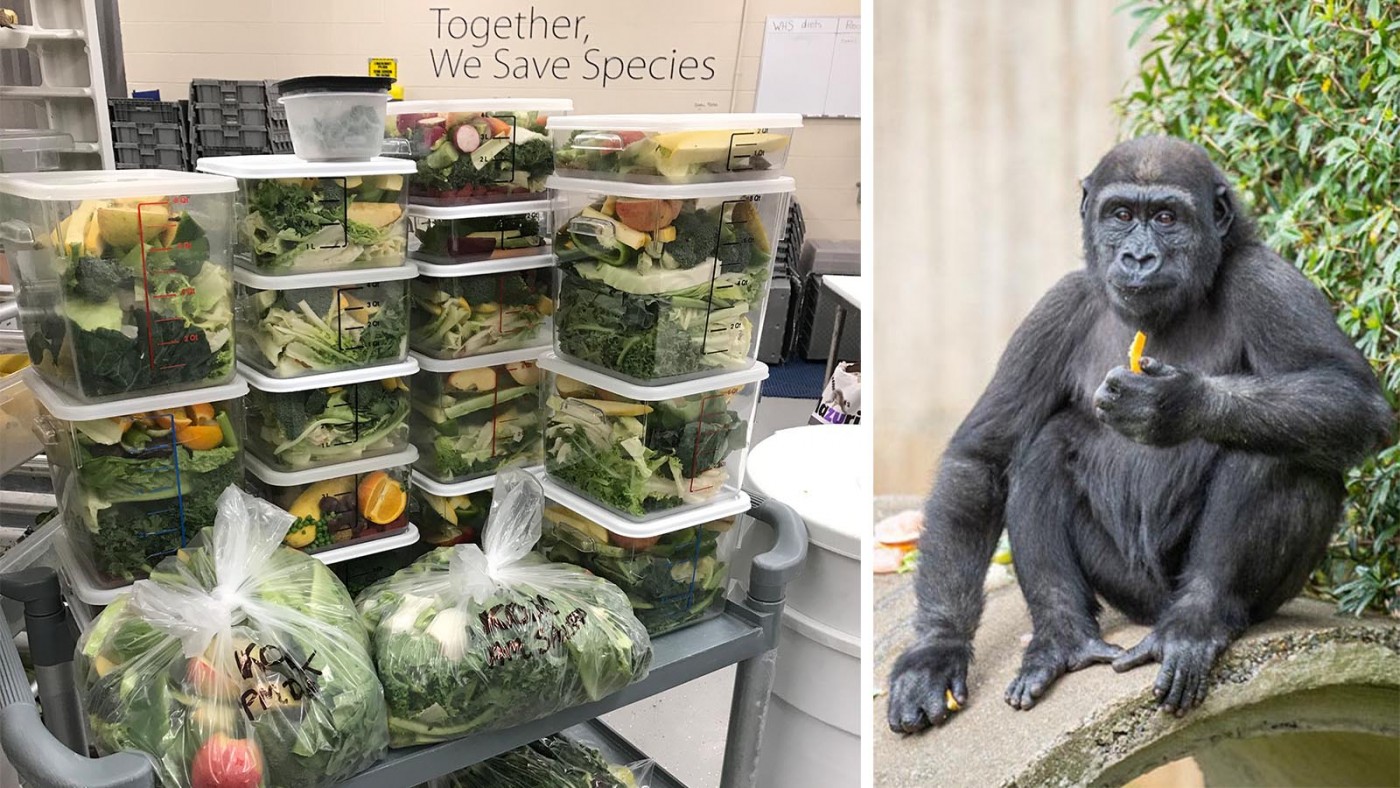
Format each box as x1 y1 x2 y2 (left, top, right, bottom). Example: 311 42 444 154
1118 252 1160 276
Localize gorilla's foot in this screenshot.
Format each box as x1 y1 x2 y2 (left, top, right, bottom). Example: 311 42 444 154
1005 636 1123 710
1113 627 1229 716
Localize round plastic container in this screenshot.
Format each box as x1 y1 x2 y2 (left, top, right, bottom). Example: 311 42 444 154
539 350 767 520
385 98 573 206
549 176 794 385
241 357 417 473
244 447 417 555
196 155 415 275
233 263 415 379
408 199 552 264
276 75 393 161
410 255 553 360
409 469 495 548
539 479 746 636
409 348 543 484
548 113 801 183
0 169 237 402
23 369 247 589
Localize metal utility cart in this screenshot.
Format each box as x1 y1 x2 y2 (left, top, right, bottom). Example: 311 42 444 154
0 499 808 788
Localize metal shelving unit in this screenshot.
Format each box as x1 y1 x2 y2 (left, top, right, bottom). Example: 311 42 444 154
0 499 808 788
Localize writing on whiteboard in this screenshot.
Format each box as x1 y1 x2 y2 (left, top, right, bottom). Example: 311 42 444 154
755 16 861 118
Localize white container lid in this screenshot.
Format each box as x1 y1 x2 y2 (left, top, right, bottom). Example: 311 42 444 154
0 169 236 200
196 154 416 179
22 368 248 421
411 347 545 374
408 198 553 221
545 175 796 200
388 98 574 114
232 261 418 290
537 351 768 401
412 252 554 278
241 357 418 393
543 477 750 539
744 425 870 559
245 446 419 488
312 524 421 565
546 113 802 131
411 468 499 498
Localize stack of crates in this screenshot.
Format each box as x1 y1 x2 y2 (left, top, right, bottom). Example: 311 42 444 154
107 99 191 171
263 79 294 154
188 79 272 157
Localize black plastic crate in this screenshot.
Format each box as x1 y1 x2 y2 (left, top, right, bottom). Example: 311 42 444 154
189 79 267 106
113 142 189 171
111 121 185 147
193 124 270 152
190 102 267 128
268 128 294 154
108 98 184 125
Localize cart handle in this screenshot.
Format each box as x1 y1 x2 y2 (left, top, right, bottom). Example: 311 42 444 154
745 498 807 604
0 576 155 788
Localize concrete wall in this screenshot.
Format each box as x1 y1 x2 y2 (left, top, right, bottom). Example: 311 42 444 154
872 0 1146 494
114 0 861 241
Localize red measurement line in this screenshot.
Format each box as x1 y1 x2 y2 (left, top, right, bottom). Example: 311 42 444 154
137 200 171 373
149 292 181 299
688 393 721 494
159 364 187 370
155 317 182 323
490 369 501 457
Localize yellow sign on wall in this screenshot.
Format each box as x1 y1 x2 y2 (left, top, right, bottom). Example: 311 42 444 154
368 58 397 79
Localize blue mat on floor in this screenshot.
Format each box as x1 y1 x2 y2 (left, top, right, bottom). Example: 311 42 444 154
761 359 827 399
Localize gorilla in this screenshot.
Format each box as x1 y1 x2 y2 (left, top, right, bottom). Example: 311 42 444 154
887 136 1394 732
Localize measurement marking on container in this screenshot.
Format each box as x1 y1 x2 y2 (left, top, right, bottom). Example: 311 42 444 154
155 316 183 323
687 392 723 494
138 199 174 374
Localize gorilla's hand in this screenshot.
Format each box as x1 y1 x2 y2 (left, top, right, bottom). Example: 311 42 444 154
1093 357 1204 445
1112 620 1230 715
887 641 970 733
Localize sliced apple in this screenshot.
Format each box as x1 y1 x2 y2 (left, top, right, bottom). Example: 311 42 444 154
505 362 540 387
346 201 403 229
447 367 496 393
371 174 404 191
575 398 653 417
555 376 594 397
97 204 170 249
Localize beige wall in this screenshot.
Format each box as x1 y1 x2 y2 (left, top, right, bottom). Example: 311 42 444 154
873 0 1145 495
116 0 860 240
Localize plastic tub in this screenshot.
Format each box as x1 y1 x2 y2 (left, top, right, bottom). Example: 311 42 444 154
549 113 801 183
0 371 42 475
539 479 746 635
196 155 415 275
409 199 552 264
234 264 415 379
385 98 572 206
0 169 237 401
539 351 767 520
549 176 793 384
276 75 393 161
410 255 553 360
244 447 417 555
409 348 544 484
24 370 247 588
242 357 417 472
409 470 495 548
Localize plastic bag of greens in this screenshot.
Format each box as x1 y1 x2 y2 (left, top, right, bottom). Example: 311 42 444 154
77 486 390 788
421 734 651 787
357 469 652 746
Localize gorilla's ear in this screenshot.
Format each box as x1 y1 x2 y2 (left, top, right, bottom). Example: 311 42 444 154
1079 178 1090 220
1213 183 1235 237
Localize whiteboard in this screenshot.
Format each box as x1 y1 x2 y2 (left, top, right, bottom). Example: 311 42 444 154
755 16 862 118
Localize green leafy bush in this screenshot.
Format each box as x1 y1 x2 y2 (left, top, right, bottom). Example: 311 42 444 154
1118 0 1398 615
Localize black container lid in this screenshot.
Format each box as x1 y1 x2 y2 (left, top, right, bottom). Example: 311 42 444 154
275 75 393 97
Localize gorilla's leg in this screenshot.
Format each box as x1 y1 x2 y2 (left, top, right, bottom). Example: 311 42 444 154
1114 453 1342 714
1004 422 1124 710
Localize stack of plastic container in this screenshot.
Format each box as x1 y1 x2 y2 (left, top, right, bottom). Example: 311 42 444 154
0 169 244 606
197 88 423 565
379 99 571 556
539 112 801 635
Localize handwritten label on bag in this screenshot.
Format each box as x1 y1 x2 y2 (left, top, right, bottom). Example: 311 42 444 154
478 595 589 668
233 642 323 721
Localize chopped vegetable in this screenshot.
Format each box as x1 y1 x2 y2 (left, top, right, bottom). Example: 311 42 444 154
555 127 790 180
389 110 553 205
246 380 409 469
239 282 407 377
240 177 406 273
410 363 543 483
409 271 550 359
1129 331 1147 374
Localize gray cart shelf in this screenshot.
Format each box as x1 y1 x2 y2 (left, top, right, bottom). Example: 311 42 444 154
0 498 808 788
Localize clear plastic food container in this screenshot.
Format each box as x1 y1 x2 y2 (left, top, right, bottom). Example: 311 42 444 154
0 170 237 401
540 351 767 520
196 155 415 275
276 75 394 162
385 98 573 206
408 199 552 264
410 348 544 484
539 479 746 635
409 470 494 548
244 447 417 555
549 113 801 183
25 370 247 588
0 129 74 174
242 357 417 473
234 264 415 379
550 176 793 384
410 255 552 360
0 369 42 475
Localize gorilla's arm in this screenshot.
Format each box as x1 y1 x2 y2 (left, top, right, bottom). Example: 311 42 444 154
888 275 1094 732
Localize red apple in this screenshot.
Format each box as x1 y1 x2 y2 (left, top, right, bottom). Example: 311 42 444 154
191 734 262 788
185 656 237 699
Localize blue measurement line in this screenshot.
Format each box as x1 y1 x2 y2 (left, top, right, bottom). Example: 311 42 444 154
131 409 187 561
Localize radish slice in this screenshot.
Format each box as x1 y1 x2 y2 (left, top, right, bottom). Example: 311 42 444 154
422 125 446 149
454 124 481 153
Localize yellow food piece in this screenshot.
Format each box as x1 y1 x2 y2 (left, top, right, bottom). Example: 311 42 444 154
601 195 617 216
59 200 102 254
424 492 459 526
537 295 554 316
82 214 104 256
657 225 678 243
96 204 170 248
0 355 30 376
506 362 540 387
1129 331 1147 374
544 505 611 545
284 521 318 549
358 470 406 525
288 477 355 520
946 690 961 712
371 173 404 191
346 201 403 228
448 367 496 393
94 655 118 677
651 130 790 161
555 376 593 397
576 398 653 418
175 423 223 451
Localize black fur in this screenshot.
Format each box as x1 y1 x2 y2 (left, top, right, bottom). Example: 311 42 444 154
887 137 1394 733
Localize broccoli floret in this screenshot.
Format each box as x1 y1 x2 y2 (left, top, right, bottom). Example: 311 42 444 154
63 257 132 302
664 209 721 269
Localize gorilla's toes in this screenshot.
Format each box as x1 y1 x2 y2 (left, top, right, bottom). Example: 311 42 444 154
1067 638 1125 670
1153 639 1222 715
1004 664 1056 710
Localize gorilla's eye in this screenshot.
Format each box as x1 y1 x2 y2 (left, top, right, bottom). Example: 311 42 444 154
1154 210 1176 226
1112 208 1133 223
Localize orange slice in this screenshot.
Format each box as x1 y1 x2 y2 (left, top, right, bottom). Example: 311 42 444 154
357 471 406 525
186 402 216 423
176 423 224 451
